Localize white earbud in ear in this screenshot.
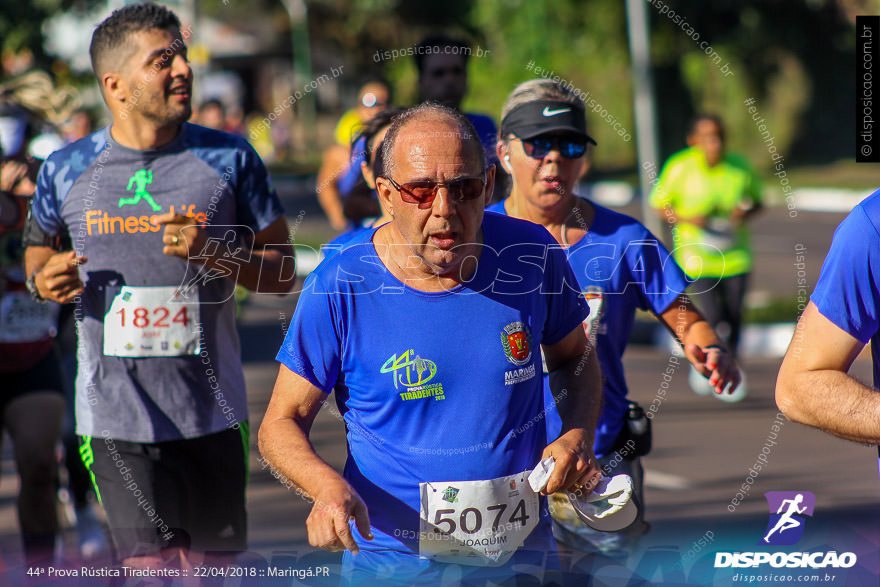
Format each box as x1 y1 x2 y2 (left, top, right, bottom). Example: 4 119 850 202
502 154 511 172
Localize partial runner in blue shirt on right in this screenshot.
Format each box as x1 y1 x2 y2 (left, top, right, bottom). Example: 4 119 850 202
491 78 742 557
777 188 880 470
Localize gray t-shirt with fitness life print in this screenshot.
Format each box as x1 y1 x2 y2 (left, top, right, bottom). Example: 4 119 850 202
32 124 284 442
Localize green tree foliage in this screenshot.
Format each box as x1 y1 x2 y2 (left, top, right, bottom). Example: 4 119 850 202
468 0 634 169
647 1 854 167
0 0 100 67
299 0 855 170
16 0 856 171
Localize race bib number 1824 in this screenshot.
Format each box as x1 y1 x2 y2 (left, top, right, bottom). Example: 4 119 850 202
103 286 199 358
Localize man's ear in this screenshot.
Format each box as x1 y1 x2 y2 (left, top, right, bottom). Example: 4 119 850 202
103 72 127 104
375 176 394 216
483 164 496 207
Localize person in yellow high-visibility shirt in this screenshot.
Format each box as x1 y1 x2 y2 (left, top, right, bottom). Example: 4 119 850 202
650 115 763 360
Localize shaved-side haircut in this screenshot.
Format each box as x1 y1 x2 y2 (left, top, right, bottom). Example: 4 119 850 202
89 2 181 77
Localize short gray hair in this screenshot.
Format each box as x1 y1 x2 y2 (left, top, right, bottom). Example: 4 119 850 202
380 102 486 177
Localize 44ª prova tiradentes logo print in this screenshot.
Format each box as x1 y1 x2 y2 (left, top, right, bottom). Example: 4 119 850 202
381 349 445 402
381 349 437 388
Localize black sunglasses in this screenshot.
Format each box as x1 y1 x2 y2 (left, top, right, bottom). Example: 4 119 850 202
517 135 587 159
383 172 487 209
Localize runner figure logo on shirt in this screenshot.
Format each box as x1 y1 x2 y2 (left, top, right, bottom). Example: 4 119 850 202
501 322 532 366
120 169 162 211
760 491 815 546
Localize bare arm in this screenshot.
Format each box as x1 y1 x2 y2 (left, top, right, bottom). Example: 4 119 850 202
776 302 880 444
258 364 372 552
541 325 603 495
656 294 741 393
316 145 349 231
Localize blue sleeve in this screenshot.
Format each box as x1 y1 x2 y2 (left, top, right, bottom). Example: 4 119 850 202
478 119 498 165
466 113 499 165
276 272 342 393
811 205 880 344
337 137 368 196
31 158 64 235
543 243 589 345
627 227 691 314
234 142 284 233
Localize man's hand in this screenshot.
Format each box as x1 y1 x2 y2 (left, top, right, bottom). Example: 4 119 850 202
307 479 373 554
156 212 208 261
686 343 741 395
540 428 601 496
35 250 86 303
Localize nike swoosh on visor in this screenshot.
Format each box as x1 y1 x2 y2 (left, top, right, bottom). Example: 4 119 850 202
542 107 570 117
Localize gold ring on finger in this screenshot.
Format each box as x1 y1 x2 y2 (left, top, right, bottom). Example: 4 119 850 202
172 235 179 245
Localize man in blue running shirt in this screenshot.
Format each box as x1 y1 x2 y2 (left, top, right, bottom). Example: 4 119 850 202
260 103 603 585
777 189 880 454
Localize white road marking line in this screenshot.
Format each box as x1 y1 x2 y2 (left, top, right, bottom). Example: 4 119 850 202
645 470 692 490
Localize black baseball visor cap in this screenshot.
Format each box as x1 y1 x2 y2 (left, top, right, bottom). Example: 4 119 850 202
500 100 597 145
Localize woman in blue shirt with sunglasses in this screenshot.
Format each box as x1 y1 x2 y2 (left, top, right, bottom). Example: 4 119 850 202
488 78 741 557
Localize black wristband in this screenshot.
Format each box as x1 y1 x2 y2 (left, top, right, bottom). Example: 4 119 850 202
25 269 47 303
704 344 727 352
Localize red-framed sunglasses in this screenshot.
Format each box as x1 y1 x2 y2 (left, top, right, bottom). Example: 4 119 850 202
383 171 487 209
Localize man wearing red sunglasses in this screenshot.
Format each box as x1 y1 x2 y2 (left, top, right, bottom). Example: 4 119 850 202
261 103 604 584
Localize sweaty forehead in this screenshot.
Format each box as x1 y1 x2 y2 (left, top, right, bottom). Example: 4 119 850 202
392 120 482 179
